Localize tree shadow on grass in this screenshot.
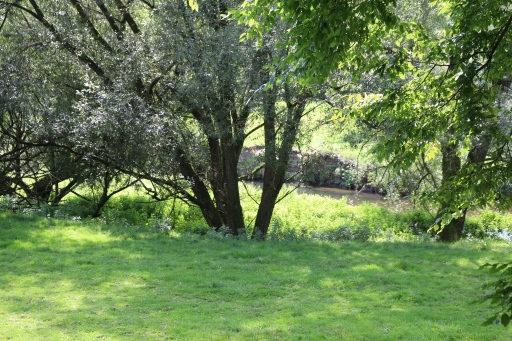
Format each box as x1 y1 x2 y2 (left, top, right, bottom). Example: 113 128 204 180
1 216 511 340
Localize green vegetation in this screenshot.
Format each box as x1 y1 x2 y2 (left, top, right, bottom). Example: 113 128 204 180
480 262 512 327
2 0 512 330
9 186 512 243
2 0 510 241
1 212 512 340
236 0 512 242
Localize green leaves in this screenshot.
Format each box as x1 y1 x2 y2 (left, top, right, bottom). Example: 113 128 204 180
502 314 510 327
188 0 199 11
480 262 512 327
233 0 400 84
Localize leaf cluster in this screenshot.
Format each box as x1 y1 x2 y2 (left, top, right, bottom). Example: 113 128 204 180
234 0 400 84
480 262 512 327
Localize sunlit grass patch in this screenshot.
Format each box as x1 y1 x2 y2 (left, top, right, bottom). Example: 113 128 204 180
1 213 512 340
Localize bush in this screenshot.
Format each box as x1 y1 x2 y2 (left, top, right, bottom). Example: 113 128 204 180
399 210 435 235
53 194 207 230
312 225 374 242
465 210 512 240
5 183 512 243
0 195 18 212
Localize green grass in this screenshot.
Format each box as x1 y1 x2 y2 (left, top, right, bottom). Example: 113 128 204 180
1 212 512 340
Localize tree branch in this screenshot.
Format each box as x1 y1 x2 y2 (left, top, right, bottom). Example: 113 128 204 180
114 0 140 34
0 0 13 33
94 0 123 41
68 0 114 53
139 0 155 9
26 0 108 81
477 14 512 74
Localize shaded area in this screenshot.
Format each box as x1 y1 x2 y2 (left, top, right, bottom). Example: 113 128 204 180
1 216 511 340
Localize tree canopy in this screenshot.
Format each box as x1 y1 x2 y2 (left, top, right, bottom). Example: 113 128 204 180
236 0 512 241
0 0 319 237
1 0 511 238
234 0 400 84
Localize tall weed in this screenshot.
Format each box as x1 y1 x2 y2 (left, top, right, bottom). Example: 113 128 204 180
2 183 511 242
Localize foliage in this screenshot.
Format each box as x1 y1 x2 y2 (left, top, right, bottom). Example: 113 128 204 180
9 179 512 242
0 195 18 212
0 0 319 237
5 182 512 245
399 210 436 234
236 0 512 241
480 262 512 327
361 0 512 241
234 0 400 84
465 211 512 240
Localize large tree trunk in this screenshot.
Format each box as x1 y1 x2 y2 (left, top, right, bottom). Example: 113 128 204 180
220 139 245 235
437 133 491 242
177 147 224 228
438 215 466 242
437 141 464 242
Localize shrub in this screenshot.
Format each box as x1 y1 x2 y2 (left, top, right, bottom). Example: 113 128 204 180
465 210 512 240
400 210 435 235
0 195 18 212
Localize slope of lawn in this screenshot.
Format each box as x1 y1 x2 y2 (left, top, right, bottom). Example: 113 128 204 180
1 212 512 340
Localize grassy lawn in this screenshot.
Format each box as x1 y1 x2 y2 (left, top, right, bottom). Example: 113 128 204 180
1 212 512 340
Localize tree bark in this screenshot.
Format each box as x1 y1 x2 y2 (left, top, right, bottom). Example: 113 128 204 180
176 146 224 228
252 84 307 239
437 132 491 242
437 140 463 242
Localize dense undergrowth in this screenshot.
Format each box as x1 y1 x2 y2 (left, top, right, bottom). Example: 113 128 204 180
2 183 511 243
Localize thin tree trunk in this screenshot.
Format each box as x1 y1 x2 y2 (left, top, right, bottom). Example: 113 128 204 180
252 85 306 239
437 140 463 242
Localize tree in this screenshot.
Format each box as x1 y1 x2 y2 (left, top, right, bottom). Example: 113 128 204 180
356 0 512 241
235 0 512 241
234 0 400 84
0 11 92 205
0 0 314 238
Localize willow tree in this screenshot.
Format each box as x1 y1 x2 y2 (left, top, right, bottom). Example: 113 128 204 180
0 6 92 205
0 0 312 237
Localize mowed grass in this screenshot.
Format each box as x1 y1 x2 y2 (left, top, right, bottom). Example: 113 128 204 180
1 213 512 340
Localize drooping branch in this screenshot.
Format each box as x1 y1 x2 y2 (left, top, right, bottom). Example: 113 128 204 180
68 0 114 53
477 14 512 74
114 0 140 34
26 0 108 81
0 0 13 32
139 0 155 9
94 0 123 41
148 61 177 97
